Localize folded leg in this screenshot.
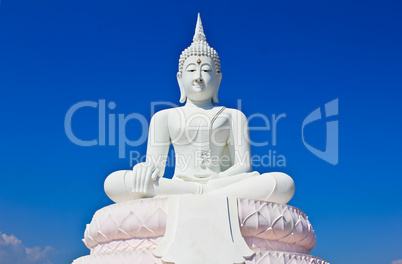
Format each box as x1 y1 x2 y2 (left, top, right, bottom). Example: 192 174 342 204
104 170 202 203
206 172 295 204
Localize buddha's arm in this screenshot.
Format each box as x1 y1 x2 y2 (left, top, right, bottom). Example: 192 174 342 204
220 110 252 176
144 110 171 177
131 110 171 193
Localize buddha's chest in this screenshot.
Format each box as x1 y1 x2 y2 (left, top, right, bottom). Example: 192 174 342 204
168 108 230 147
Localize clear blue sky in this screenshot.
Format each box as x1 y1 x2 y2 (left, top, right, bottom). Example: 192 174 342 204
0 0 401 263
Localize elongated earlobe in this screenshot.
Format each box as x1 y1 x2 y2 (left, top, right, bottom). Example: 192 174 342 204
212 72 222 104
177 72 187 103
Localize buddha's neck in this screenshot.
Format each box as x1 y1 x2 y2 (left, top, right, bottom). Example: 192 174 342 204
185 99 214 109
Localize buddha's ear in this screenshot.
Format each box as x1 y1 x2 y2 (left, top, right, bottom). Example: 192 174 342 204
177 72 186 103
212 72 222 104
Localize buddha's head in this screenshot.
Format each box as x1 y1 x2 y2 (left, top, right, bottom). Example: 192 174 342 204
177 14 222 104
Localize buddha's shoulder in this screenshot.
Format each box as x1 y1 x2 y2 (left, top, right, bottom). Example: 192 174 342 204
150 107 183 121
149 109 170 125
222 108 247 120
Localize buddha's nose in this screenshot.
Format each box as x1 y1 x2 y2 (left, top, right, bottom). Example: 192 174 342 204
195 69 203 82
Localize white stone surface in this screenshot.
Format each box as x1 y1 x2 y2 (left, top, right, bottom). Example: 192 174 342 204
104 13 295 205
72 14 329 264
73 196 327 264
73 250 329 264
73 195 327 264
83 197 168 250
82 197 316 254
154 195 253 264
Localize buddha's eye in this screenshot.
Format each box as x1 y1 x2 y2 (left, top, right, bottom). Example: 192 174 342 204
201 66 212 72
186 65 196 72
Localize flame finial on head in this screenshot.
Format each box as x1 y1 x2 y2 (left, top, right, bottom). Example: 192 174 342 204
193 13 206 42
178 13 220 74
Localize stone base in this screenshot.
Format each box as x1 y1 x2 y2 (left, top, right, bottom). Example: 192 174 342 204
72 196 329 264
73 250 328 264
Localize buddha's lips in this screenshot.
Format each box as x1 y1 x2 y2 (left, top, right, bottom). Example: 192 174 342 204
192 82 204 89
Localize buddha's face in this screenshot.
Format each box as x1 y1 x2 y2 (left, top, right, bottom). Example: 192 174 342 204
177 56 222 103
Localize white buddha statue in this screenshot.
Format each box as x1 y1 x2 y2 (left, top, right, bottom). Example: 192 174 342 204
104 14 295 204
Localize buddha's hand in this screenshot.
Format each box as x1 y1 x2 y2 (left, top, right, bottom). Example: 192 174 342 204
132 162 160 193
